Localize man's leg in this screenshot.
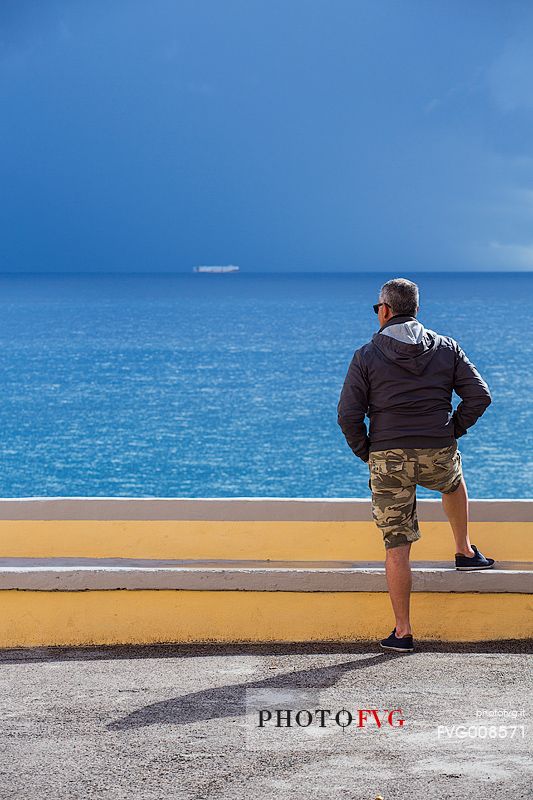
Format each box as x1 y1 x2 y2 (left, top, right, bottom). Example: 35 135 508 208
385 542 412 637
441 476 475 557
368 451 419 638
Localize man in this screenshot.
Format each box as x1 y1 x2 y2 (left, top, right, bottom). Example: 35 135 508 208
337 277 494 653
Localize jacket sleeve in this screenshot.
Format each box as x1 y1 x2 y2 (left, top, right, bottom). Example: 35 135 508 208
451 342 492 438
337 348 370 462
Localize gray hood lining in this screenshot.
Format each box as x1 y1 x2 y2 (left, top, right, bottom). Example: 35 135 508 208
380 319 425 345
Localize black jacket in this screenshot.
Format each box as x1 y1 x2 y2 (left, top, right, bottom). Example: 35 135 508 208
337 314 492 463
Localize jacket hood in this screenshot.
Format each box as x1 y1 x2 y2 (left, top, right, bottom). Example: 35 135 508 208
371 315 439 375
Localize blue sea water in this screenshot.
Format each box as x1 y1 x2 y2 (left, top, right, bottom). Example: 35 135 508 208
0 271 530 499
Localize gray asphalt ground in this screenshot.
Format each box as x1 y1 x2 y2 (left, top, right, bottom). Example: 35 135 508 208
0 641 531 800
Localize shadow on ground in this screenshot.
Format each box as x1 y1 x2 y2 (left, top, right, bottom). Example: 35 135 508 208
0 638 531 666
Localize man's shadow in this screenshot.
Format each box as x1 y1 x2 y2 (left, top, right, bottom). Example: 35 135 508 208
106 651 397 731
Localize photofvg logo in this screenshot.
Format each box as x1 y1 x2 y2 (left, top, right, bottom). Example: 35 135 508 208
244 688 406 752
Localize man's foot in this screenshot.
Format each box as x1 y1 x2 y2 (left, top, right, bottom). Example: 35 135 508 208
379 628 415 653
455 544 495 571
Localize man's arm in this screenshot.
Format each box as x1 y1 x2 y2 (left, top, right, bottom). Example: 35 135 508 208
452 341 492 438
337 348 370 462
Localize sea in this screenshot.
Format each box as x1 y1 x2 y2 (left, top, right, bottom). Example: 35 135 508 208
0 271 530 499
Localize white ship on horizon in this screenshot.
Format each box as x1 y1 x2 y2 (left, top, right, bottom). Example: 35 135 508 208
193 264 240 273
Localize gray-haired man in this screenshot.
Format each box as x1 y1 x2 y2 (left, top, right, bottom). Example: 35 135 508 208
337 278 494 652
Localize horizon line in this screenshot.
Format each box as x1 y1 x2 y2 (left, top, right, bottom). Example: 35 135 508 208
0 270 531 276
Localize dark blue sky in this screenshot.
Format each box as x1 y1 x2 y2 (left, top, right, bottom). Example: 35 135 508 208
2 1 533 272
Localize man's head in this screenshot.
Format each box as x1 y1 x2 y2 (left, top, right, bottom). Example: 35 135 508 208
375 278 419 327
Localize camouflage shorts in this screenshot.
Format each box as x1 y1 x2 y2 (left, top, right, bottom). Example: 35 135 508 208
367 442 463 550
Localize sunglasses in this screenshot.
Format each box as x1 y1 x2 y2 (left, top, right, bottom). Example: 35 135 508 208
373 302 390 314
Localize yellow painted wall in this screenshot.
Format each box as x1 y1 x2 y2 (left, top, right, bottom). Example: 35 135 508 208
0 590 531 648
0 520 531 561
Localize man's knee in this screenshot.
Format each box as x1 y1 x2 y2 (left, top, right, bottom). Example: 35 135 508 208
385 540 412 560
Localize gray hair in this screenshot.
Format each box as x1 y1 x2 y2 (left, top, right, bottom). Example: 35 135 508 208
380 278 419 316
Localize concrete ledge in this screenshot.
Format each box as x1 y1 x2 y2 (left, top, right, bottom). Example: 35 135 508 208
0 498 531 562
1 499 529 647
0 497 531 521
0 557 531 593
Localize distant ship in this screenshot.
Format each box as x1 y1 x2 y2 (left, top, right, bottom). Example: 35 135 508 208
193 265 240 273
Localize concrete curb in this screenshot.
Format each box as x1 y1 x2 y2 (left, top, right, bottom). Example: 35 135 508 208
0 557 531 593
0 497 530 521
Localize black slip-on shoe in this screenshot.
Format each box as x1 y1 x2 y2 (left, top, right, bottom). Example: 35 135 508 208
379 628 415 653
455 544 495 571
